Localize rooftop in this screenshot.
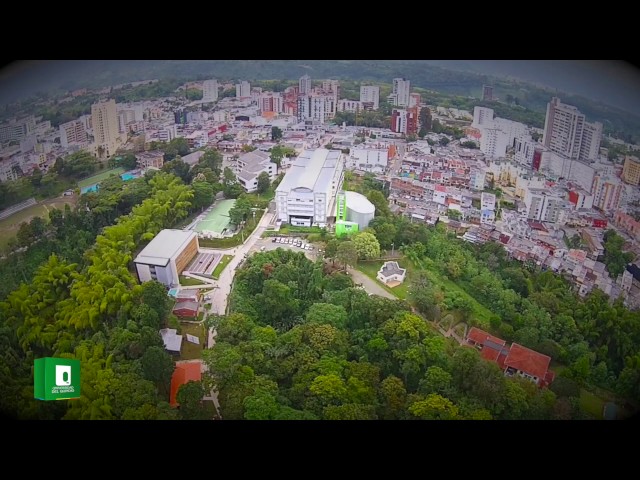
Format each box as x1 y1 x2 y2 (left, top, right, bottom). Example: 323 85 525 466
378 261 406 278
134 229 197 266
160 328 183 353
169 362 202 407
505 343 552 379
276 148 341 194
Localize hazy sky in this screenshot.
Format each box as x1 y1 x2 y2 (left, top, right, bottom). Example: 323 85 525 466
423 60 640 115
1 60 639 116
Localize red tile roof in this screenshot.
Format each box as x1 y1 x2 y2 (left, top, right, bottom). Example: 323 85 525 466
466 327 506 347
504 343 551 380
170 363 202 407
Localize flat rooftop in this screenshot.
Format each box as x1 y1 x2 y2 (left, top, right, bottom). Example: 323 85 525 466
134 229 196 266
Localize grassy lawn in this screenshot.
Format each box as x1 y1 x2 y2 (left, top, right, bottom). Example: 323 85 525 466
0 203 51 250
179 322 206 360
212 254 233 279
0 198 75 250
356 256 493 327
413 257 493 327
179 275 206 286
357 260 410 299
77 167 125 188
580 389 605 419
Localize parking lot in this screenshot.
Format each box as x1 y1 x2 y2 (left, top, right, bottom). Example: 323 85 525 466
248 236 322 261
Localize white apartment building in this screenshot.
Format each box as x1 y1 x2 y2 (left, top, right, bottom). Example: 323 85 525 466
59 119 88 148
297 95 336 124
469 169 486 190
0 116 36 143
299 75 312 95
543 97 585 160
480 126 510 159
235 150 278 193
275 148 344 228
117 109 137 133
524 188 568 223
321 80 339 101
514 135 541 167
539 151 596 193
494 118 529 146
515 174 546 199
389 78 411 107
91 99 122 158
360 86 380 110
202 79 219 102
337 100 363 113
543 97 602 163
347 147 389 174
580 121 603 162
157 124 178 142
472 107 494 128
0 162 20 182
236 81 251 98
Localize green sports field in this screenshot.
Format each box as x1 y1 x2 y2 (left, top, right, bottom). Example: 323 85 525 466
194 199 236 234
77 167 125 189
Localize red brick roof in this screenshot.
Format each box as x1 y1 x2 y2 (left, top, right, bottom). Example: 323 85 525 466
466 327 507 362
170 363 202 407
504 343 551 380
467 327 506 347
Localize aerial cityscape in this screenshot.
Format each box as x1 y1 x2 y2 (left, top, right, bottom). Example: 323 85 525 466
0 60 639 420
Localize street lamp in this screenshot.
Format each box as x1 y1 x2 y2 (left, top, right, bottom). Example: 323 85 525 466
391 242 395 257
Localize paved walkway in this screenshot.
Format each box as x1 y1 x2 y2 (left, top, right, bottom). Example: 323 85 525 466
346 266 397 300
207 211 275 347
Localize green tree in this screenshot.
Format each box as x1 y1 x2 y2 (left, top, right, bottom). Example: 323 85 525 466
409 394 459 420
353 231 381 260
366 190 391 218
191 180 215 210
324 238 340 264
141 346 175 394
176 381 209 419
256 172 271 194
378 375 407 420
323 404 378 420
140 280 172 322
271 126 283 141
336 241 358 269
162 158 192 184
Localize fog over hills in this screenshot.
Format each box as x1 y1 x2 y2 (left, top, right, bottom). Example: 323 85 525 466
1 60 639 117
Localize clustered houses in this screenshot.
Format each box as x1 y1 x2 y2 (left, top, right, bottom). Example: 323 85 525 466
465 327 556 388
385 100 639 306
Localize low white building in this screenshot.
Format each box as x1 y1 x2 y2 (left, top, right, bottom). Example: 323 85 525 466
275 148 344 227
134 229 199 287
235 150 278 193
377 261 407 285
346 147 389 174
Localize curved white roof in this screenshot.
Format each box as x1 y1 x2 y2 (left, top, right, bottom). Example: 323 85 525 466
345 190 375 215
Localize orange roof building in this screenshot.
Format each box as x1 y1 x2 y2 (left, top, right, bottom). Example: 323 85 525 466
170 362 202 407
465 327 554 387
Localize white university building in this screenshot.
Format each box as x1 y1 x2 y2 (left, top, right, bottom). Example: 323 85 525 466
275 148 345 228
